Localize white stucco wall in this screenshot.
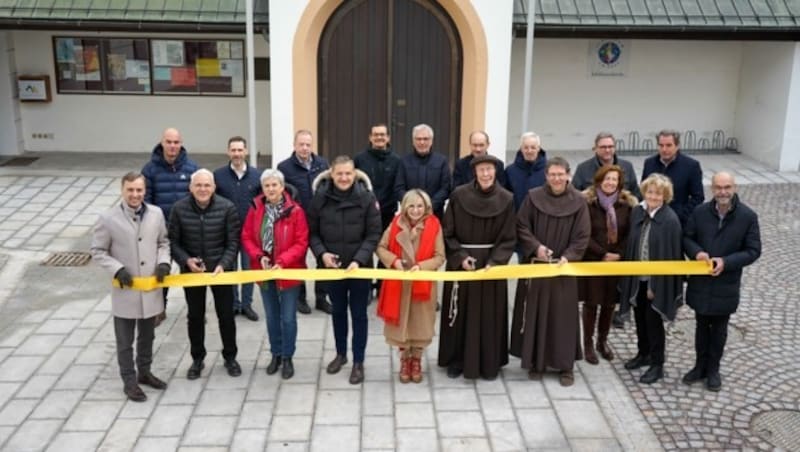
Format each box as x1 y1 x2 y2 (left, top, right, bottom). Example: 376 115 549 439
507 38 743 153
471 0 513 159
13 30 271 155
0 32 20 155
734 41 800 171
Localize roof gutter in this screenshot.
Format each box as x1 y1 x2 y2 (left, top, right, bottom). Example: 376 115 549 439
514 24 800 40
0 18 269 34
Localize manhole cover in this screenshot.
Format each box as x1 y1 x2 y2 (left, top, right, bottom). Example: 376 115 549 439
41 251 92 267
669 318 744 345
750 410 800 450
0 156 39 167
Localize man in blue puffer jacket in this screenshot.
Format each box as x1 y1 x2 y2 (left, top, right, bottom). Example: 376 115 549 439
141 127 198 323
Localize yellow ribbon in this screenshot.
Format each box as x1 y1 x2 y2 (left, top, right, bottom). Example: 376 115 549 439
123 260 711 291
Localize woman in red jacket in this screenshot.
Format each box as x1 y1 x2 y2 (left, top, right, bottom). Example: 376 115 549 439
242 169 309 380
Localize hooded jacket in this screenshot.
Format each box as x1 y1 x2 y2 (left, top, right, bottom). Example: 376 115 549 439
308 169 382 267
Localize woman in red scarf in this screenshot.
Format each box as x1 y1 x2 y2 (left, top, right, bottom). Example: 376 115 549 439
580 165 637 365
376 189 445 383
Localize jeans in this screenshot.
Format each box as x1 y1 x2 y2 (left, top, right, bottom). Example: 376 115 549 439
233 252 254 310
327 278 370 363
184 285 238 361
260 281 300 358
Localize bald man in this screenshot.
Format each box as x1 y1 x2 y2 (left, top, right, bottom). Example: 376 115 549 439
142 127 198 324
682 172 761 392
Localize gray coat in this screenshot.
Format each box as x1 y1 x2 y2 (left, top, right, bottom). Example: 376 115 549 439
91 202 171 319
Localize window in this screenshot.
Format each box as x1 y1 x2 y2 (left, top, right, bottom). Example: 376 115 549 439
53 37 246 97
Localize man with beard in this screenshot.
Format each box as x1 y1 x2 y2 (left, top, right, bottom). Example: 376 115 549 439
510 157 591 386
682 172 761 391
438 154 516 380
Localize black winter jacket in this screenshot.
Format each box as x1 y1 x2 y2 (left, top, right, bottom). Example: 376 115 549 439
394 151 451 218
277 152 329 210
168 194 241 272
683 195 761 315
213 164 262 222
308 170 382 267
354 147 401 227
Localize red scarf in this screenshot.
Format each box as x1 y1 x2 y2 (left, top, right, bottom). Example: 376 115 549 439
377 215 440 326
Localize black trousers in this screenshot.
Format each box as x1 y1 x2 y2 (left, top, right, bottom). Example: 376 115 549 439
633 281 666 365
694 313 730 375
184 285 238 361
114 316 155 385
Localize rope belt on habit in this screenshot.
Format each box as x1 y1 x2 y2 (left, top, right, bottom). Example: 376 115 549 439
460 243 494 249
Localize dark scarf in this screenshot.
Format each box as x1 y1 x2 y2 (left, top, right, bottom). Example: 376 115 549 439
260 197 285 255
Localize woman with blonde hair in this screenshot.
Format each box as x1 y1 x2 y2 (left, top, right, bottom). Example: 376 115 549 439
376 189 445 383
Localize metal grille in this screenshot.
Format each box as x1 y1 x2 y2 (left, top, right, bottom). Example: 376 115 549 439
750 410 800 450
41 251 92 267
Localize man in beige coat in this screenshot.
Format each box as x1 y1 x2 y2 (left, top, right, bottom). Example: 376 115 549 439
91 172 172 402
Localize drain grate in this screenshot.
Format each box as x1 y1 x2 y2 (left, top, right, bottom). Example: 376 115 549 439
41 251 92 267
750 410 800 450
0 156 39 167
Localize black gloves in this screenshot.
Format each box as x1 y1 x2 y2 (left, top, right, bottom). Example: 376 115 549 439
114 267 133 288
155 263 171 283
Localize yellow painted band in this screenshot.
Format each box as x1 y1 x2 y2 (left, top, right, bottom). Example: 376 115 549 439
123 261 711 291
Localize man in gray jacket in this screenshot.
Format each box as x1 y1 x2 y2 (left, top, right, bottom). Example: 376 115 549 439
572 132 642 199
91 172 172 402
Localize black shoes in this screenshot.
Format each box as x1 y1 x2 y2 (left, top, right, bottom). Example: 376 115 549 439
266 356 282 375
315 298 332 314
225 359 242 377
240 306 259 321
446 365 462 379
706 372 722 392
282 358 294 380
639 365 664 384
349 363 364 384
187 360 204 380
624 354 651 370
124 383 147 402
297 299 312 314
682 366 706 385
138 372 167 390
326 355 348 374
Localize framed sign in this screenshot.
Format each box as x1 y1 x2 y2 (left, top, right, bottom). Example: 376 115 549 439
18 76 52 102
589 40 630 77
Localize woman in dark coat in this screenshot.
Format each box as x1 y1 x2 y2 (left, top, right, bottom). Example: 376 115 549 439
510 157 591 387
580 165 637 364
438 155 516 380
619 173 683 385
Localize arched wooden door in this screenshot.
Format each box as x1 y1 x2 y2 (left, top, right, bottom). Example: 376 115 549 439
318 0 462 163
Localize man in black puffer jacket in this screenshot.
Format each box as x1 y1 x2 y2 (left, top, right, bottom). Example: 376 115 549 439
308 156 382 385
169 169 242 380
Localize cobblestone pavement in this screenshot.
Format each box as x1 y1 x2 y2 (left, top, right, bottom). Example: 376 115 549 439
0 153 797 451
609 183 800 451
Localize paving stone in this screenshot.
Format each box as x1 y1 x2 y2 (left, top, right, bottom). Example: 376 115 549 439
396 428 438 452
39 346 82 375
30 390 85 419
63 328 99 347
62 400 124 431
195 389 246 416
395 402 434 428
0 324 36 347
237 401 273 429
553 399 615 439
0 356 45 381
440 437 492 451
506 380 550 408
17 374 59 398
158 378 204 405
314 389 361 425
0 398 38 426
362 381 394 416
35 319 80 335
3 419 62 451
486 421 526 451
54 363 103 389
310 425 360 452
14 334 67 356
132 436 180 452
433 387 479 411
118 392 160 419
182 415 237 446
143 405 194 436
268 415 312 442
230 429 268 452
45 431 105 452
97 418 146 452
437 410 485 437
361 415 394 449
275 383 317 415
479 394 516 421
516 408 569 449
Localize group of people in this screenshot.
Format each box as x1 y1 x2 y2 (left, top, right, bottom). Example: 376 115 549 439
91 125 761 402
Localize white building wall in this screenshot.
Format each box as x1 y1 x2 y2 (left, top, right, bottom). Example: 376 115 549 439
507 38 743 153
471 0 513 159
734 41 800 171
0 32 20 155
13 30 271 155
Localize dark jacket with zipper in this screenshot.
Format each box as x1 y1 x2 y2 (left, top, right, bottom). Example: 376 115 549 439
213 164 262 222
683 194 761 315
168 194 241 272
308 169 382 267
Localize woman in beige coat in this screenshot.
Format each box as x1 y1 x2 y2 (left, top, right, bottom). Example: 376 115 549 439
376 189 445 383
